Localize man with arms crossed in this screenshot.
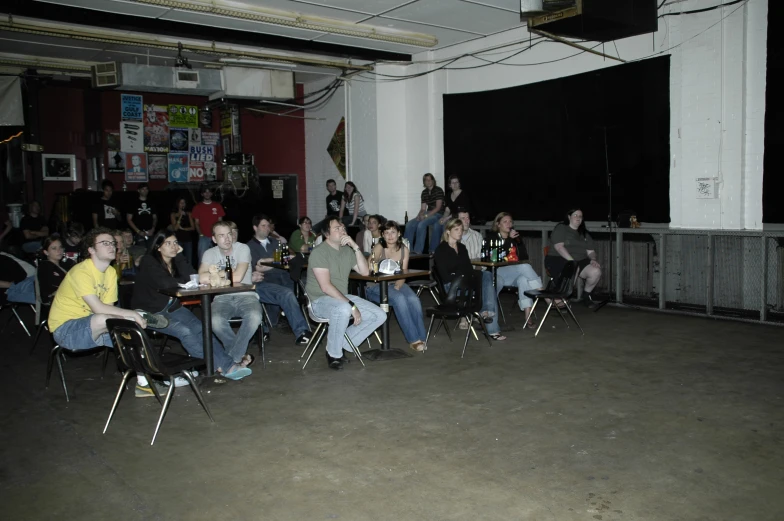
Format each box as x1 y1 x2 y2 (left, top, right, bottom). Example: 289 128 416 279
307 217 386 370
48 227 168 396
199 222 261 368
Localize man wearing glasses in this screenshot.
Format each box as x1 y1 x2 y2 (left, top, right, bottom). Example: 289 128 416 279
307 217 386 370
49 228 168 391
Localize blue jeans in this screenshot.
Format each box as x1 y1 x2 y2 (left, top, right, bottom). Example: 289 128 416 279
158 306 234 373
52 315 112 349
255 281 309 338
211 293 262 364
496 264 543 310
366 284 427 343
311 294 386 358
444 271 500 335
403 213 442 253
197 236 214 266
259 269 295 326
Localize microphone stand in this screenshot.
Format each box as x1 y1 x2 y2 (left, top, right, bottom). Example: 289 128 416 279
591 126 615 313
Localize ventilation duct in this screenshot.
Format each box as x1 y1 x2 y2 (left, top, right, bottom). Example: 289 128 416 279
210 67 295 101
102 64 223 95
526 0 658 42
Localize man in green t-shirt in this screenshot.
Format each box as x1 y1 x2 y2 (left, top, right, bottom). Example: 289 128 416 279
306 217 386 370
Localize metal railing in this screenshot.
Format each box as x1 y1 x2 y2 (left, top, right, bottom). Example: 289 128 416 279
476 222 784 326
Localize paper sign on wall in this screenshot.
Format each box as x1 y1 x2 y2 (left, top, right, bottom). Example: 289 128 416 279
169 104 198 128
189 145 214 162
189 161 205 182
202 131 220 146
121 94 143 121
148 154 168 180
144 104 169 153
120 121 144 153
124 152 148 183
168 153 189 183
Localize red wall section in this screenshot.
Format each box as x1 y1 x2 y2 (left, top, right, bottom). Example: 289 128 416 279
239 84 307 217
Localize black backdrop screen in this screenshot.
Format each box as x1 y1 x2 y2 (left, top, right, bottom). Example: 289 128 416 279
443 55 671 223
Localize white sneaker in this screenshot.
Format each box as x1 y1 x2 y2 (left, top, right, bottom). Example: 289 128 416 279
163 372 197 387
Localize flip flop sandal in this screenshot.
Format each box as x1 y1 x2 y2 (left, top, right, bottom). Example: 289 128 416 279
243 354 255 367
224 367 252 381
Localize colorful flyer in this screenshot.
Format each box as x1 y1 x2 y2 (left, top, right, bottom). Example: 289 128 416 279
144 104 169 153
189 160 205 182
170 128 189 152
148 154 168 180
124 152 148 183
169 104 198 128
120 120 144 153
168 153 189 183
189 128 202 146
121 94 143 121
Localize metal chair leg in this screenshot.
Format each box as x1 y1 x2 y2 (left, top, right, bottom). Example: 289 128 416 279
301 323 324 358
182 370 215 422
563 303 584 335
460 323 473 358
12 306 31 336
151 381 176 445
425 315 436 346
429 288 440 306
496 294 506 325
474 313 493 347
534 302 554 337
55 348 69 402
344 334 365 367
103 370 132 434
302 324 328 370
31 320 48 355
442 319 453 342
100 347 110 377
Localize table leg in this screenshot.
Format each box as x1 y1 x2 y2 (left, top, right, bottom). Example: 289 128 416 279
201 294 214 376
362 280 412 361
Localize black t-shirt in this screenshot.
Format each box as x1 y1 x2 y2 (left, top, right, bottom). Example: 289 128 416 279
446 190 471 217
326 191 343 216
63 241 81 263
92 197 122 229
20 215 46 241
127 197 156 232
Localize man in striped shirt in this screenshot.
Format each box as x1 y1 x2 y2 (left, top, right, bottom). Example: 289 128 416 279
403 173 445 254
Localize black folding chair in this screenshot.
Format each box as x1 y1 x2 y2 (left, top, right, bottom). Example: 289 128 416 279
104 319 212 445
524 260 584 337
425 271 492 358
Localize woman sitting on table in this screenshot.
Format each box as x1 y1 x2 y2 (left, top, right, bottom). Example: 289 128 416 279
367 221 428 352
432 174 470 249
491 212 544 328
289 216 317 254
38 235 75 305
338 181 367 227
433 218 506 341
546 208 602 308
362 214 383 253
131 231 252 380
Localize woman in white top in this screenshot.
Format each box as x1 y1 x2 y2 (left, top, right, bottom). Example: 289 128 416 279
367 221 428 352
338 181 367 226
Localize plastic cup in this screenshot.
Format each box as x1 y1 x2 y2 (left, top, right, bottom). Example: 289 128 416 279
189 274 199 285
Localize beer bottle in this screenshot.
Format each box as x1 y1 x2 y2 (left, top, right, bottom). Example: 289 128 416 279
225 256 234 286
404 211 409 224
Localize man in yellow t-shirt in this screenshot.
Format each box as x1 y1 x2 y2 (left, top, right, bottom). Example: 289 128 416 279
50 227 163 350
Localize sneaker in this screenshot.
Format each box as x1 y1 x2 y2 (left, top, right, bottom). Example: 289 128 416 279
295 333 311 345
135 310 170 329
162 372 197 387
135 383 155 398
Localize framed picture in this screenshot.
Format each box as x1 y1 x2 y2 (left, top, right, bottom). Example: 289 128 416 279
42 154 77 181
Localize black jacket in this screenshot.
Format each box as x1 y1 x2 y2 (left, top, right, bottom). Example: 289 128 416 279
131 254 195 313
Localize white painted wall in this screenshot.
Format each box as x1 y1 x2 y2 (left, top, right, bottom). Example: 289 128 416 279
304 77 345 221
343 0 768 230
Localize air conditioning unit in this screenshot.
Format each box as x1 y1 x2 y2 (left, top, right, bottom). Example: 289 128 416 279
174 69 200 89
91 62 120 88
520 0 577 17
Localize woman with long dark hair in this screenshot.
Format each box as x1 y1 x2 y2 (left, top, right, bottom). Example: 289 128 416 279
338 181 367 227
433 218 506 341
131 231 252 379
432 174 470 250
170 197 195 266
38 235 74 305
367 221 428 351
545 208 602 308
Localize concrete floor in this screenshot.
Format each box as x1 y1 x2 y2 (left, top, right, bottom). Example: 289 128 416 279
1 299 783 521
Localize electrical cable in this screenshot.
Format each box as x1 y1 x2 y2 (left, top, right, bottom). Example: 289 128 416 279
659 0 745 18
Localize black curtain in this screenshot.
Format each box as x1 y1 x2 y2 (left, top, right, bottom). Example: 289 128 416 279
443 55 671 224
763 0 783 223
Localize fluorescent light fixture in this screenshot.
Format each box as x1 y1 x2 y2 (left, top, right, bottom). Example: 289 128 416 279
134 0 438 48
218 57 297 68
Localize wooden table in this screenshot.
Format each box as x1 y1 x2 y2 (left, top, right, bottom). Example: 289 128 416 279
470 259 525 292
349 269 430 361
158 283 256 376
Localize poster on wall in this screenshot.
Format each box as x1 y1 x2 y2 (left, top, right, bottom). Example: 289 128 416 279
144 104 169 153
170 128 189 152
106 131 124 174
188 160 205 182
189 128 202 146
121 94 143 121
168 153 189 182
202 131 220 146
327 117 346 179
148 154 168 180
204 161 217 181
125 152 148 183
120 121 144 153
189 144 214 162
169 104 198 128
